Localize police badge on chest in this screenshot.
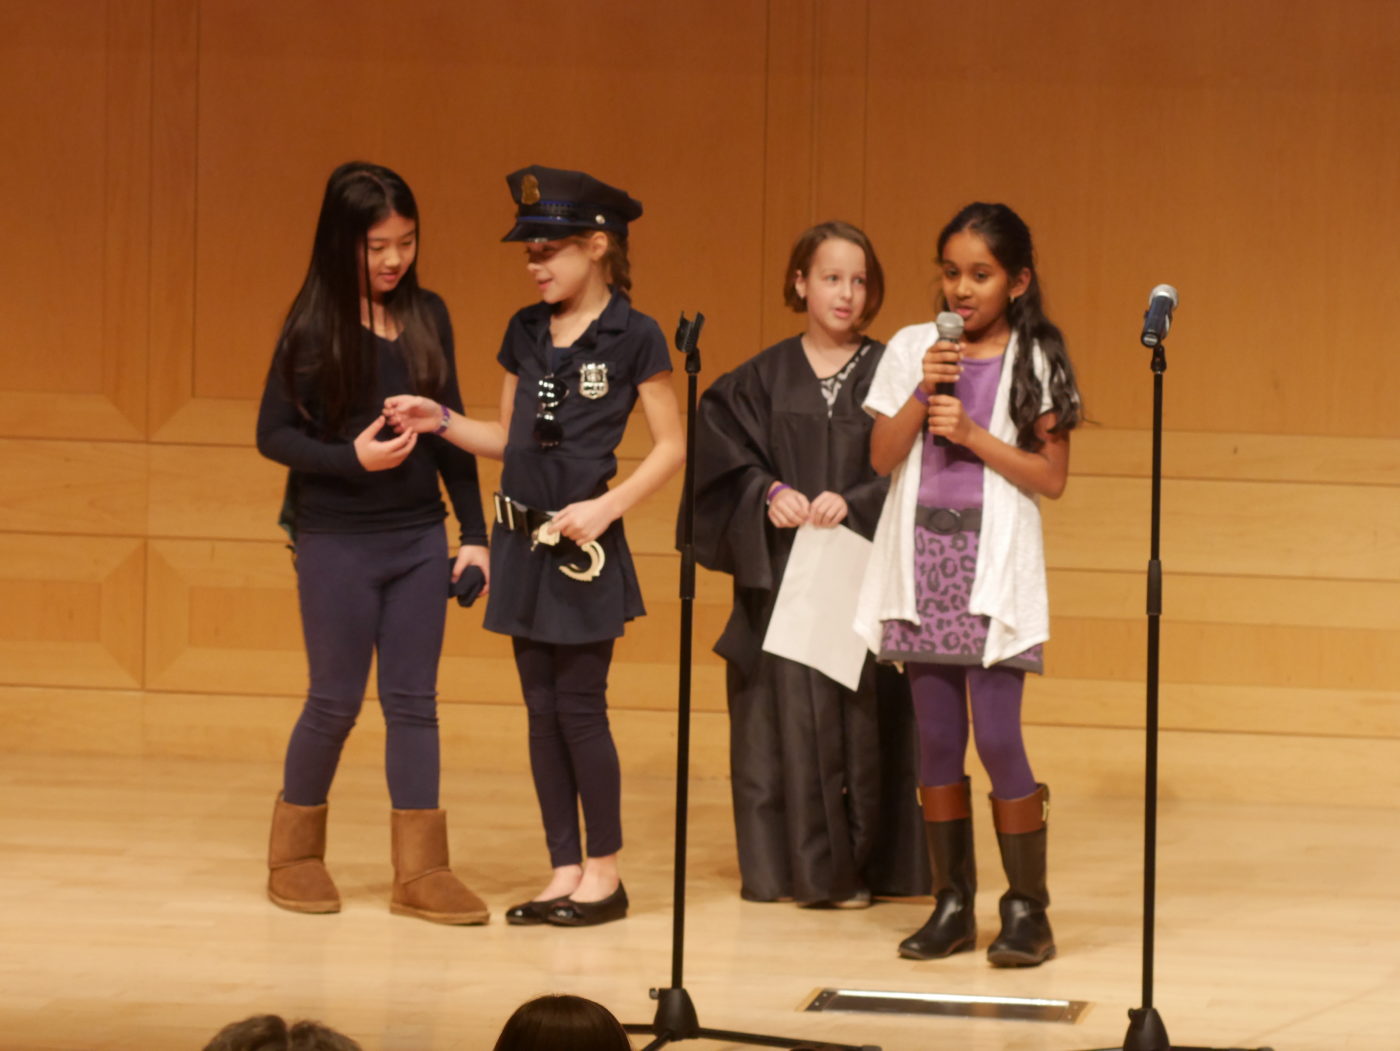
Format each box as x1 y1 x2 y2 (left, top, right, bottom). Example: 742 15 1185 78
579 362 609 399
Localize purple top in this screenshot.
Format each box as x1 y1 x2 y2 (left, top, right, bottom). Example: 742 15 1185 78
916 352 1006 509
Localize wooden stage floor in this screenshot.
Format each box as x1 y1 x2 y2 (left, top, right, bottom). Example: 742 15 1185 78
2 753 1396 1050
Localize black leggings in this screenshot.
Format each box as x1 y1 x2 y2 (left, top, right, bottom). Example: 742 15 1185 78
511 637 621 867
281 525 447 810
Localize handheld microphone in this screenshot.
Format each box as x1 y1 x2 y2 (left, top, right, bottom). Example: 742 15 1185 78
932 311 964 447
1140 284 1178 347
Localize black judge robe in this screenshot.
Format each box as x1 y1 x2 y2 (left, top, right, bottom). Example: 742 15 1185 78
692 336 929 903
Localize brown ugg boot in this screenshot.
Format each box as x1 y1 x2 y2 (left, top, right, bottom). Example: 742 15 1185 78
267 794 340 914
389 808 489 925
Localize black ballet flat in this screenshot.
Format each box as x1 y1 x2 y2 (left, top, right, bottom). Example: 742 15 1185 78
505 898 565 926
546 883 629 927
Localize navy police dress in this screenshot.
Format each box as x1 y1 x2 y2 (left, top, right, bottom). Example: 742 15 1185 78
485 290 672 644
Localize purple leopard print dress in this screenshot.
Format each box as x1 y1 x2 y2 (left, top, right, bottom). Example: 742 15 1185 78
877 352 1043 673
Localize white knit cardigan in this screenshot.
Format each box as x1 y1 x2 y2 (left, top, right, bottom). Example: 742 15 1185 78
854 323 1053 666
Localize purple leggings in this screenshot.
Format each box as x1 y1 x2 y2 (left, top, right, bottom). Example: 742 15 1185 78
512 637 622 868
906 662 1037 800
281 525 447 810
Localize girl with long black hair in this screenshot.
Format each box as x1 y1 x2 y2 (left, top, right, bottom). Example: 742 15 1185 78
256 161 490 925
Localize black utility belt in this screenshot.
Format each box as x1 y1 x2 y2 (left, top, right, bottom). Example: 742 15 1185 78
493 492 552 536
914 506 983 534
492 491 606 583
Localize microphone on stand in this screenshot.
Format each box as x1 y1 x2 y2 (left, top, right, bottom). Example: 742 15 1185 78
1140 284 1178 347
932 310 965 448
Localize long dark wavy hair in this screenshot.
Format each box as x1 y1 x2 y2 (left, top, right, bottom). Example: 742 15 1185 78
277 161 446 437
936 202 1082 450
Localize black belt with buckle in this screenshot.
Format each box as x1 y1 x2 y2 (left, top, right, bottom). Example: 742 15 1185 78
915 506 983 534
493 492 552 536
493 491 607 583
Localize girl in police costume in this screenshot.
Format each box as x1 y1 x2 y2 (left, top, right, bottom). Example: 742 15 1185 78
857 202 1081 966
387 165 684 927
256 161 491 925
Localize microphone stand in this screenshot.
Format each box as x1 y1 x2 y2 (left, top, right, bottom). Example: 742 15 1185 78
623 314 879 1051
1079 335 1271 1051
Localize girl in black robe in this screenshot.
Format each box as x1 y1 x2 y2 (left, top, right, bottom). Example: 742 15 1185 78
692 222 929 906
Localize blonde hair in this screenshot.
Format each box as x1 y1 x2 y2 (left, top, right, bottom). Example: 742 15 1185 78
571 231 632 294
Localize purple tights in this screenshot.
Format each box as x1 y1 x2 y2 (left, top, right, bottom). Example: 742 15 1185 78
906 662 1037 800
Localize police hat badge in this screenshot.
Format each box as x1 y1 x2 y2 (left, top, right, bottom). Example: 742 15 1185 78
502 165 643 243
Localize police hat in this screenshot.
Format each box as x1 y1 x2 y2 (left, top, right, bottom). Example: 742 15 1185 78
501 165 643 243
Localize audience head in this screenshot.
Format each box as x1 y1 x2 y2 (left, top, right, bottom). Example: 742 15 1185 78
492 994 632 1051
202 1014 362 1051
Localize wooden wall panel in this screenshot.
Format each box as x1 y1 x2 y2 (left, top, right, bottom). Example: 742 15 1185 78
149 0 200 441
0 535 144 688
759 0 874 352
0 440 148 536
141 690 304 763
0 687 146 756
5 686 736 789
148 442 282 541
146 539 309 693
1044 476 1400 579
1 1 1397 812
101 0 155 439
144 534 733 712
6 682 1395 808
1024 723 1400 806
1049 616 1399 693
0 6 105 395
147 0 771 446
1026 676 1400 739
860 0 1400 440
1073 430 1400 487
0 2 149 441
1051 568 1400 630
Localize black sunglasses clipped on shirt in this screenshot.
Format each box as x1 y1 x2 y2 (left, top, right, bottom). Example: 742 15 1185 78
533 374 568 447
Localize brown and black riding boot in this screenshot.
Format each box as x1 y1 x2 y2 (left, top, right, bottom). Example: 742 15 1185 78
986 783 1056 967
898 778 977 959
267 794 341 914
389 807 490 925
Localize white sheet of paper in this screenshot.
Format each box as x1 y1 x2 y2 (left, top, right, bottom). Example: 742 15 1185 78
761 523 873 692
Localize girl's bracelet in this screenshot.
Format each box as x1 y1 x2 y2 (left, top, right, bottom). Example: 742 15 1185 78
766 482 792 505
436 405 452 434
913 385 932 405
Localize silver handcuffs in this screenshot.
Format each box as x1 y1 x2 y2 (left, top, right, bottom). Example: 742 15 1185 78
531 521 606 582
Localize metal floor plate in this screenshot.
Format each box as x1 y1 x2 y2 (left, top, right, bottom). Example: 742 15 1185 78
802 987 1091 1024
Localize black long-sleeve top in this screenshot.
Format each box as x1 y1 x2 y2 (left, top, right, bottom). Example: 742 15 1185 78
255 290 488 545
